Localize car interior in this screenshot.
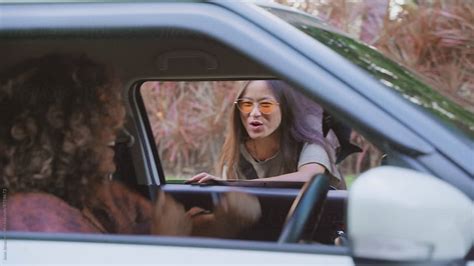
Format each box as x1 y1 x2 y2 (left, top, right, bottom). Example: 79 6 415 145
2 26 371 249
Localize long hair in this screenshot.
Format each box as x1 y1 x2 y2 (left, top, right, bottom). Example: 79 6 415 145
0 54 125 209
218 80 330 180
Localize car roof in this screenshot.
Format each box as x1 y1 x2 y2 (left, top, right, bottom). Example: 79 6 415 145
0 1 270 79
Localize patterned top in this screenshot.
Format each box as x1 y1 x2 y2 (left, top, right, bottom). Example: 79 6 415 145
3 182 152 234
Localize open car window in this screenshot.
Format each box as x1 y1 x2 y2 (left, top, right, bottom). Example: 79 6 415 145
139 80 382 188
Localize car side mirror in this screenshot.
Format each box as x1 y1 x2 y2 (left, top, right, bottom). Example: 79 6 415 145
347 166 473 263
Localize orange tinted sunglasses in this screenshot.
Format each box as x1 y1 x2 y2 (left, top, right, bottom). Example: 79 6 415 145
234 99 280 114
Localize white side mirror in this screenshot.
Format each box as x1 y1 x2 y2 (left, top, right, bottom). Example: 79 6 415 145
348 166 473 262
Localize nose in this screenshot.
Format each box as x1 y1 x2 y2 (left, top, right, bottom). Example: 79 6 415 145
249 104 261 117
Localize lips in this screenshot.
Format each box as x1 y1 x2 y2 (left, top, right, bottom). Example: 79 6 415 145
248 120 264 133
249 120 263 127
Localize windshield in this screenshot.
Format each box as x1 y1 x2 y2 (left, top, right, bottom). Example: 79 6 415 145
263 6 474 137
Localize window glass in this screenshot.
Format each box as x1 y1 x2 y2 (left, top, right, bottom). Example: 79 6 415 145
263 6 474 137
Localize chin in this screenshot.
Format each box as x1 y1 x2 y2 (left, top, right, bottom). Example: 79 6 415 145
245 127 271 139
248 133 267 140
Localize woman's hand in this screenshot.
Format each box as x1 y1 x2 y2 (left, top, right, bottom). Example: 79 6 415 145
152 191 193 236
189 191 261 237
214 192 261 228
185 172 222 184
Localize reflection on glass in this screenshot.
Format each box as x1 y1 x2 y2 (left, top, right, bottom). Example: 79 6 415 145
264 7 474 137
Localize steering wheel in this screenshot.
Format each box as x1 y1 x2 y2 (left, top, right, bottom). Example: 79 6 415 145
278 173 330 243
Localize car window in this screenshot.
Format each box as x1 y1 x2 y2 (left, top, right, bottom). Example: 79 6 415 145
140 80 382 187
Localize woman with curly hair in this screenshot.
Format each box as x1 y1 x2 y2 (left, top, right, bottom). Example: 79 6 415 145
0 54 260 236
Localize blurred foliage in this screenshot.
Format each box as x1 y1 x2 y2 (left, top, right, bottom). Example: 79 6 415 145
141 81 240 178
275 0 473 110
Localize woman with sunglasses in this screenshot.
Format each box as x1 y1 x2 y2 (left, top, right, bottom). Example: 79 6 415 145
188 80 343 188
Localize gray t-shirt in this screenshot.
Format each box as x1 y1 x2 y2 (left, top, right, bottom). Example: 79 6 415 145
231 142 342 187
222 106 344 187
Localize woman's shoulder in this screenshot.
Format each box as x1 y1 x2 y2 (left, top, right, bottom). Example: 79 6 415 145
5 192 98 233
300 142 325 152
4 181 153 234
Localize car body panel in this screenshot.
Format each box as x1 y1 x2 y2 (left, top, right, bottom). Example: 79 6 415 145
4 233 351 265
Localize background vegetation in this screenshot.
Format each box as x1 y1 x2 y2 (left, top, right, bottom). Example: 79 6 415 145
141 81 241 178
142 0 473 185
275 0 473 110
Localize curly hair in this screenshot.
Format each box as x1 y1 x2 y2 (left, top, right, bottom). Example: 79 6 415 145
0 54 125 209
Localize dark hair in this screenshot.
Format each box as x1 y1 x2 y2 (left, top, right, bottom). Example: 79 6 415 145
218 80 330 179
0 54 124 208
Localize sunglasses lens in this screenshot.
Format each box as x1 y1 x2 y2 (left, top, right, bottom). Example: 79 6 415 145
259 102 274 114
237 99 277 114
238 100 254 113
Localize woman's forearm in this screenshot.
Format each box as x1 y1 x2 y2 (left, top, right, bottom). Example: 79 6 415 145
251 163 325 182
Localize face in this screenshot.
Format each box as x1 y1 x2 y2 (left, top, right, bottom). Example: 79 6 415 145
98 128 118 175
238 81 282 140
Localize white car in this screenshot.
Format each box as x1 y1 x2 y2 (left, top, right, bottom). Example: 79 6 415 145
1 1 473 265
